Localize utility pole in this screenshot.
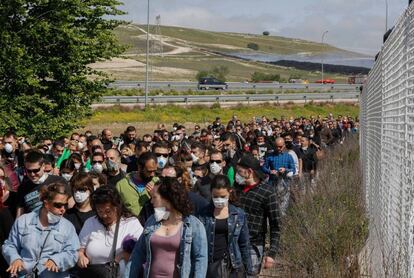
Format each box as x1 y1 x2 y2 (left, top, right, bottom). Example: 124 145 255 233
385 0 388 32
321 30 328 84
144 0 150 109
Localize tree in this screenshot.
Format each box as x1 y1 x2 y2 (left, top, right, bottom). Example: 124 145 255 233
263 31 270 36
211 66 230 82
196 70 209 82
0 0 126 142
195 66 230 82
247 43 259 51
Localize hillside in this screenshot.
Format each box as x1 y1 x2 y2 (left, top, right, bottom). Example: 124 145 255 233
90 24 362 83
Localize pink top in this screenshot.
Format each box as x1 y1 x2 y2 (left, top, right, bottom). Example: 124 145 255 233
149 227 181 278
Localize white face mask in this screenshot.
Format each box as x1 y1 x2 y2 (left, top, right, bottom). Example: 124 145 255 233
74 191 90 203
157 156 168 169
191 153 199 163
213 197 229 209
62 173 73 182
210 162 222 175
33 173 48 185
74 163 82 170
4 143 13 154
154 207 170 222
47 211 62 224
78 142 84 150
92 163 103 173
235 173 246 185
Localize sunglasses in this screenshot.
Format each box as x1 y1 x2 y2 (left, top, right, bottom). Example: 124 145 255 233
76 187 89 192
26 168 41 174
52 202 68 209
210 160 222 164
92 161 103 164
155 153 168 158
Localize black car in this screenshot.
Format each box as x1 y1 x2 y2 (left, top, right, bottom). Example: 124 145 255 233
197 77 228 90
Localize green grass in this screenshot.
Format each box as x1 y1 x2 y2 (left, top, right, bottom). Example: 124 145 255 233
104 24 353 83
278 138 367 277
87 103 359 126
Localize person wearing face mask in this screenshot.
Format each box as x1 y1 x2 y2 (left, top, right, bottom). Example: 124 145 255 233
137 164 209 227
69 153 84 173
64 173 96 234
221 133 242 186
152 141 169 170
2 183 80 278
16 150 69 218
115 152 157 216
197 175 253 277
298 137 318 184
128 177 208 278
190 142 207 165
105 149 125 187
90 152 105 175
235 153 280 277
77 186 142 277
59 159 77 183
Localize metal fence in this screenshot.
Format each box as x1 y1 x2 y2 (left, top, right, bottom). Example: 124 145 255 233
360 2 414 277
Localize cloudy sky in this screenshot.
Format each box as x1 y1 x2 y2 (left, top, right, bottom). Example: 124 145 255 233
118 0 408 56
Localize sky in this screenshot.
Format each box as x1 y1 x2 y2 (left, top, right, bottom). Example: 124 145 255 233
118 0 409 56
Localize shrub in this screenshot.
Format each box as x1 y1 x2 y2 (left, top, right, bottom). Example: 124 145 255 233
247 42 259 51
263 31 270 36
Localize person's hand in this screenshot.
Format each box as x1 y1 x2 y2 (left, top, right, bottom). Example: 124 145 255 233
263 256 275 269
278 167 286 174
146 181 155 194
77 253 90 268
44 259 59 272
7 259 24 276
270 170 278 175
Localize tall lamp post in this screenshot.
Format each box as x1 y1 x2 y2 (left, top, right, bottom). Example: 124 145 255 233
321 30 328 84
385 0 388 32
144 0 150 109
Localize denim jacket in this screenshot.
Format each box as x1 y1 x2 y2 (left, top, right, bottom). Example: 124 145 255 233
2 210 80 278
128 215 207 278
197 204 253 273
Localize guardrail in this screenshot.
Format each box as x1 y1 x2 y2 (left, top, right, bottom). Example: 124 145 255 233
100 92 360 104
109 81 362 92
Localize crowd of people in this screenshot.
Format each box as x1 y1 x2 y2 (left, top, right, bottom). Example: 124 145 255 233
0 113 359 278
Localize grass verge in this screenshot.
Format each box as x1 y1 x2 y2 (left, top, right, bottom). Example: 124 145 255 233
275 137 368 277
86 103 359 126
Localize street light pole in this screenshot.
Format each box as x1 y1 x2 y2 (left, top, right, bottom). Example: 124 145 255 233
385 0 388 32
144 0 150 109
321 30 328 84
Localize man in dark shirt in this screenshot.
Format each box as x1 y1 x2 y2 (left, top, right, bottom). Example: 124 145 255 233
235 153 280 276
16 150 68 217
105 148 125 187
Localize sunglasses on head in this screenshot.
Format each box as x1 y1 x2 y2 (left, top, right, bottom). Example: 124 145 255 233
52 202 68 209
155 153 168 158
26 168 41 174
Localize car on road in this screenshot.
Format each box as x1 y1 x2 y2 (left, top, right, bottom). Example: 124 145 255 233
315 79 336 84
197 77 228 90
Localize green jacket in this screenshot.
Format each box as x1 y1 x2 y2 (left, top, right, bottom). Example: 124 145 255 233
115 172 150 217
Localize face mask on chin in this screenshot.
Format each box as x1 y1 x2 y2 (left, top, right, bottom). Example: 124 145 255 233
33 173 48 185
154 207 170 222
47 211 62 224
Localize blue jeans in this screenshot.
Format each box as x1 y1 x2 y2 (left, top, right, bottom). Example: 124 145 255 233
247 245 264 277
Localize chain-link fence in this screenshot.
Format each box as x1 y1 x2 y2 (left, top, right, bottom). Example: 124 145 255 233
361 2 414 277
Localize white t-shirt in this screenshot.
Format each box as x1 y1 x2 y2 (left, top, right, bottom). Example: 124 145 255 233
287 150 299 177
79 216 143 264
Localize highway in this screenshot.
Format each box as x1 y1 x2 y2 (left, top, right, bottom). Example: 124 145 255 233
100 92 360 105
108 80 361 92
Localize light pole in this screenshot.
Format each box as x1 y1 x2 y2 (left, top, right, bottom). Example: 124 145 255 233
321 30 328 84
385 0 388 32
144 0 150 109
